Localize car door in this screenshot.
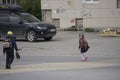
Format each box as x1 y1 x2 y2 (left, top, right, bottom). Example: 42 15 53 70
9 15 26 38
0 14 10 37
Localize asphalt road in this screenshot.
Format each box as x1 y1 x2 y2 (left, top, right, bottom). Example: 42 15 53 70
0 31 120 80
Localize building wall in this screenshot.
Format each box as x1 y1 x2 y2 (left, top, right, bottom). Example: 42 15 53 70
42 0 120 29
0 0 2 3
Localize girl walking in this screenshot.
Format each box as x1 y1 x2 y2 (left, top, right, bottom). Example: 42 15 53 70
79 33 89 61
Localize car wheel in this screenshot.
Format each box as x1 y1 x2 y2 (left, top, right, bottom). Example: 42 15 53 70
26 30 37 42
44 37 52 41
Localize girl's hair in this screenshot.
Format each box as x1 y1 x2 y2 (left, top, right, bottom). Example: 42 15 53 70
79 33 84 39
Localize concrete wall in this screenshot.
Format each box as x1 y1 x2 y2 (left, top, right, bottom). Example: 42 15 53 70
0 0 2 4
41 0 120 29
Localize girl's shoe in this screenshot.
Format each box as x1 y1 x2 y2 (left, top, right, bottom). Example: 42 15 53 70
84 57 88 61
81 57 88 62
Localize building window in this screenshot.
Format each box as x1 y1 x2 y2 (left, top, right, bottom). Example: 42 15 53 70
2 0 16 4
83 0 99 3
11 0 15 4
7 0 10 4
117 0 120 8
2 0 7 4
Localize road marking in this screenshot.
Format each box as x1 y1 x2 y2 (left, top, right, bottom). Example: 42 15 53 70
0 59 120 74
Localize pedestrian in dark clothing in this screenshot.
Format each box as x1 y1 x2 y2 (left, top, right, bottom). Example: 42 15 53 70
3 31 18 69
79 33 89 61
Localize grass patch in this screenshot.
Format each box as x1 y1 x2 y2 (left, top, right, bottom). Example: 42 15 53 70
63 26 95 32
84 28 94 32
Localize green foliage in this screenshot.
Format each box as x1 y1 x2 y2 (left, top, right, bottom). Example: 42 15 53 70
64 26 78 31
16 0 41 20
63 26 95 32
84 28 94 32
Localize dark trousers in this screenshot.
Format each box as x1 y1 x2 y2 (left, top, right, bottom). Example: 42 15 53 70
5 48 14 67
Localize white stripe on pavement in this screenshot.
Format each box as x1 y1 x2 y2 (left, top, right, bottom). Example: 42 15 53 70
0 59 120 74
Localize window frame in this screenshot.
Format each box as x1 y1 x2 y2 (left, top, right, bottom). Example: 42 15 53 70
83 0 99 4
117 0 120 8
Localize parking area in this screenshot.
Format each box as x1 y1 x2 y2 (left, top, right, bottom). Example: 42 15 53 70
0 31 120 64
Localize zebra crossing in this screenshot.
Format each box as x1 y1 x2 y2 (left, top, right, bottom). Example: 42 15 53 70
0 59 120 74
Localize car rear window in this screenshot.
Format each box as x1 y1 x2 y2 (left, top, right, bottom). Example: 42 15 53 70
0 14 9 22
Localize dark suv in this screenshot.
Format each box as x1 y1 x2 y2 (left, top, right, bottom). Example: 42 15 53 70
0 5 56 41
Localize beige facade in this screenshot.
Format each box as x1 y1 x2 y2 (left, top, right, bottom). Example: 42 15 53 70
41 0 120 29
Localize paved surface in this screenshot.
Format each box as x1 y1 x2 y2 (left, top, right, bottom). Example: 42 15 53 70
0 31 120 80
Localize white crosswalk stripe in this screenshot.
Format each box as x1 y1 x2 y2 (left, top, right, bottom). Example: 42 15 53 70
0 59 120 74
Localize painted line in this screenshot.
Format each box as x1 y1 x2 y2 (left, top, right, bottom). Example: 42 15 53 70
0 60 120 74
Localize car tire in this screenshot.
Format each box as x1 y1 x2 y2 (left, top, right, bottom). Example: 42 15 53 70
44 37 52 41
26 30 37 42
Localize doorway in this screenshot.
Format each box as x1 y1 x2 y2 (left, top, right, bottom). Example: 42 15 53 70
52 19 60 28
75 18 83 30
